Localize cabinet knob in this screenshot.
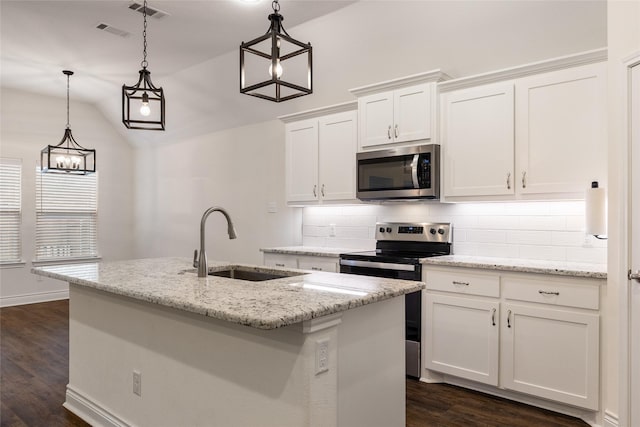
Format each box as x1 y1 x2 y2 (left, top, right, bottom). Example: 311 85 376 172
491 308 496 326
321 184 325 197
275 263 285 267
522 171 527 189
629 270 640 282
507 309 512 328
387 125 392 140
394 124 399 138
507 172 511 190
313 184 317 197
538 290 560 296
452 280 469 286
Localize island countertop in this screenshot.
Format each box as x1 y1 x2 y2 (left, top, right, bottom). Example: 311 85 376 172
32 257 423 330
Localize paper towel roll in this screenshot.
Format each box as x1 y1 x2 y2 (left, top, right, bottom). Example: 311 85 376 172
585 183 607 236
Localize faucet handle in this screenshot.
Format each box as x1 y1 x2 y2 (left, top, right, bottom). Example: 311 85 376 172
193 249 199 268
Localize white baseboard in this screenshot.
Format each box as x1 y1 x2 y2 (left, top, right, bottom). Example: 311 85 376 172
603 410 619 427
65 385 132 427
0 290 68 307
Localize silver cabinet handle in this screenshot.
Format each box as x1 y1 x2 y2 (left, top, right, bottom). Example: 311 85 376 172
507 172 511 190
275 263 285 267
311 267 322 271
313 184 317 197
522 171 527 188
452 281 469 286
491 308 496 326
629 270 640 282
394 124 399 138
507 309 512 328
387 125 392 139
321 184 325 197
538 290 560 296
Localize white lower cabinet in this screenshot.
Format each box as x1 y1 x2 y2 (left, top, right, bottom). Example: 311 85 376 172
501 303 599 410
424 267 602 411
425 294 499 386
263 253 339 273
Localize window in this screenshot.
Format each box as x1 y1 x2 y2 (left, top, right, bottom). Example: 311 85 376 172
0 158 22 264
35 168 98 261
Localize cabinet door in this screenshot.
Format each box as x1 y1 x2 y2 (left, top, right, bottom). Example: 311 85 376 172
501 303 599 410
424 293 499 385
515 62 606 195
318 111 357 201
286 120 319 203
358 91 394 149
393 83 432 143
442 83 515 197
263 253 298 269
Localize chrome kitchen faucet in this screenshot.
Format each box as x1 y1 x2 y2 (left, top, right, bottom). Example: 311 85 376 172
193 207 237 277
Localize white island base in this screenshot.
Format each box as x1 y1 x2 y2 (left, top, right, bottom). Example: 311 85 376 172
65 284 405 427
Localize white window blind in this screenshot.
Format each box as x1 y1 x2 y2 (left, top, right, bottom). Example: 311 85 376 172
36 168 98 261
0 158 22 263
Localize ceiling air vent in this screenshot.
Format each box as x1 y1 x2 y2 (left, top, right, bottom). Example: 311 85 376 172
128 2 170 19
96 22 131 38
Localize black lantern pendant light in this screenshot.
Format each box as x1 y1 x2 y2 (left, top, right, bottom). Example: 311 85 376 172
122 0 165 130
40 70 96 174
240 0 312 102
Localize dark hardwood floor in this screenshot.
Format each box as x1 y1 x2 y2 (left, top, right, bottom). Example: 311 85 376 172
1 300 589 427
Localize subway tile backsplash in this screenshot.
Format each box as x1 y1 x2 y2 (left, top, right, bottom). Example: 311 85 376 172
302 201 606 264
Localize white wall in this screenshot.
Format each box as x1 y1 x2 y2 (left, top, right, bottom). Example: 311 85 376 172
607 2 640 426
0 87 135 306
301 202 607 264
132 119 301 265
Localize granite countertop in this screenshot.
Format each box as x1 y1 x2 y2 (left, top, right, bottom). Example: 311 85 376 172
260 246 362 257
421 255 607 279
32 257 423 330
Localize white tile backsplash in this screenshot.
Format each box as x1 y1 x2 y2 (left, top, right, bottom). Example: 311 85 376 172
302 201 606 264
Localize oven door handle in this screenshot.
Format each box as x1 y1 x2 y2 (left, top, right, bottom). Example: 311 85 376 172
411 154 420 189
340 259 417 272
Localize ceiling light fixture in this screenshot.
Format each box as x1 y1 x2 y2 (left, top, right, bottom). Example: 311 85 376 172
40 70 96 174
240 0 312 102
122 0 165 130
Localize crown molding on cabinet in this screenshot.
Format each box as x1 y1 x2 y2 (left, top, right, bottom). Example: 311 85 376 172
348 70 452 97
278 100 357 123
438 48 607 93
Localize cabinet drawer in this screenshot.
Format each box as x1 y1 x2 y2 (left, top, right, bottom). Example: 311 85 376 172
425 269 500 297
263 254 298 269
503 276 599 310
298 256 338 273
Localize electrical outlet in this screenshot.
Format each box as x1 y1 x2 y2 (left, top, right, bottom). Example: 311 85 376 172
329 224 336 237
133 370 142 396
316 339 329 375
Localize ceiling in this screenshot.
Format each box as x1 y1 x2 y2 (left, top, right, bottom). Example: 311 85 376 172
0 0 355 144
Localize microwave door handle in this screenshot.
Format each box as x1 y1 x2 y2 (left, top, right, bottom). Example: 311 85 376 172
411 155 420 188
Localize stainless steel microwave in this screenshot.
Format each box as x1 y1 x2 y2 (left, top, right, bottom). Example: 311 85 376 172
356 144 440 200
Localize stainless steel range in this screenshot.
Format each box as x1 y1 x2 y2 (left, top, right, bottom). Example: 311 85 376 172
339 222 452 378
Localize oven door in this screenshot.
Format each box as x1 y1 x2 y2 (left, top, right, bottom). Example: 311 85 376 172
340 257 422 378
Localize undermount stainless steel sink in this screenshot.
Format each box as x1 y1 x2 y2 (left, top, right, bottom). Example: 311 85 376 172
208 266 304 282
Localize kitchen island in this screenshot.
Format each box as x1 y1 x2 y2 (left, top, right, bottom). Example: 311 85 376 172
33 257 423 427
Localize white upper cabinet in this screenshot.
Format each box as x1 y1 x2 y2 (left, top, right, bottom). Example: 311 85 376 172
439 49 607 201
350 71 450 151
286 119 319 203
515 62 607 195
442 83 515 197
282 102 358 205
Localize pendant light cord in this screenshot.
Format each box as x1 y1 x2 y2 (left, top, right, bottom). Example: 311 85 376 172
141 0 148 69
66 73 70 129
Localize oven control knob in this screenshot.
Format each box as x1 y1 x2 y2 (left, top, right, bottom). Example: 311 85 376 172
386 227 392 233
379 227 385 233
429 228 436 235
438 228 445 235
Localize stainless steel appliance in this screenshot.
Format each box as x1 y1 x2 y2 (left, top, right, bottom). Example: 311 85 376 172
339 222 452 378
356 144 440 201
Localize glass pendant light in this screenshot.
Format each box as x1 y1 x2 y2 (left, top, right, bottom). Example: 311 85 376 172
40 70 96 174
240 0 312 102
122 0 165 130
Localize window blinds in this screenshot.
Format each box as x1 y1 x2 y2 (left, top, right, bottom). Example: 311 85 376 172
36 168 98 261
0 158 22 263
